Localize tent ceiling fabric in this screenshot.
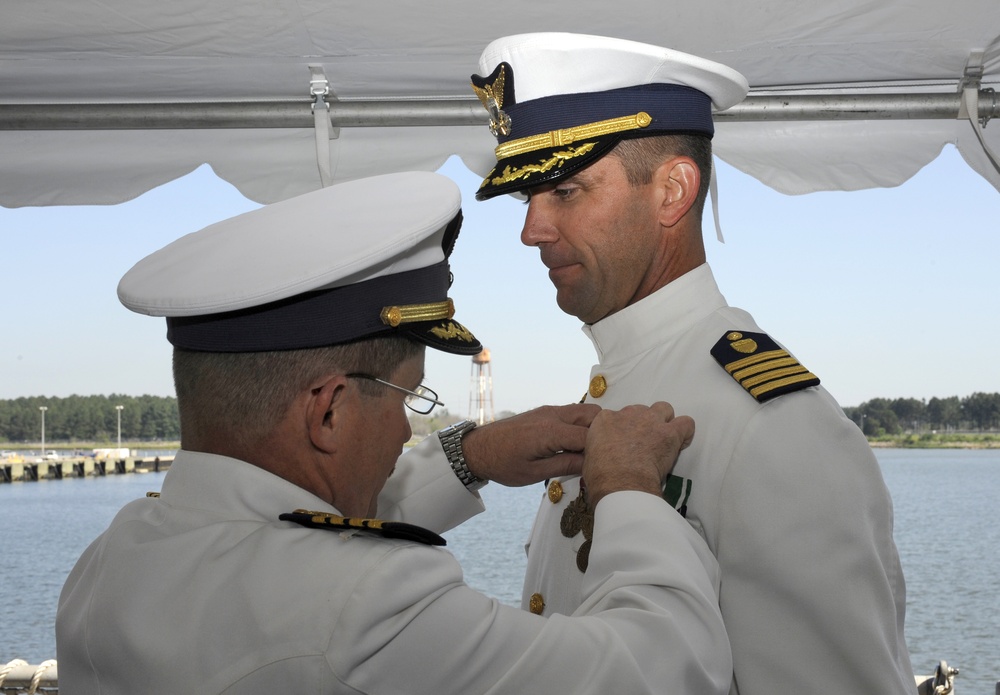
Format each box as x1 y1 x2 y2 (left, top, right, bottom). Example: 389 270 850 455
1 0 999 207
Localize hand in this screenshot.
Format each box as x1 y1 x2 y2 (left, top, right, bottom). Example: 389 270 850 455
582 401 695 509
462 403 600 487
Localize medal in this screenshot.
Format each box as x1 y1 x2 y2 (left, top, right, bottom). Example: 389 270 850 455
560 489 586 536
559 481 594 572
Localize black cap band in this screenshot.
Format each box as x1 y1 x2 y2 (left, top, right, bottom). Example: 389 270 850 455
166 260 480 355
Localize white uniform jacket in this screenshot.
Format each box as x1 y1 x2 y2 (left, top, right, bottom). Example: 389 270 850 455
57 444 732 694
521 264 915 695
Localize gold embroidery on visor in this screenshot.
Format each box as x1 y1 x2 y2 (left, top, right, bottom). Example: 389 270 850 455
486 143 597 188
429 321 476 342
380 299 455 328
494 112 652 159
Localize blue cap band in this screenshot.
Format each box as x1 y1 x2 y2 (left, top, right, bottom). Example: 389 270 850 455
166 261 458 352
499 83 715 145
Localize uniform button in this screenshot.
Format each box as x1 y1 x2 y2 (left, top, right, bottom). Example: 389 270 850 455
529 593 545 615
547 480 563 503
589 375 608 398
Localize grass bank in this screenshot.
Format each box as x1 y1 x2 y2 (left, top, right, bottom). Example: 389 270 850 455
868 433 1000 449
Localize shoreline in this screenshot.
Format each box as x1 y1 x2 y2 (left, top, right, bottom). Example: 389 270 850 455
3 437 999 454
868 440 1000 450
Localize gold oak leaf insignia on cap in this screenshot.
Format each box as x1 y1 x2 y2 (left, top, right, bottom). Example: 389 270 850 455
711 331 820 403
485 143 598 189
279 509 446 546
430 321 475 342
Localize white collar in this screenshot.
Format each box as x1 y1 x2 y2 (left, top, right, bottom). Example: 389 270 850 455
582 263 727 363
160 450 337 520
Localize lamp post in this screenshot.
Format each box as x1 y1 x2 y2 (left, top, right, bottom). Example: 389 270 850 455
39 406 47 457
115 405 124 452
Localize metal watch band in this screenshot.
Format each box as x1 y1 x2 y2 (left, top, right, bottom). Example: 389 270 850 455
438 420 487 491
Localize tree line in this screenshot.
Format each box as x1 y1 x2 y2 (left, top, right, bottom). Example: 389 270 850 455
843 392 1000 436
0 395 180 443
2 392 998 443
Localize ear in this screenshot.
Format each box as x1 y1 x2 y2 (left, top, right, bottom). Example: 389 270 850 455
306 375 350 454
653 156 700 228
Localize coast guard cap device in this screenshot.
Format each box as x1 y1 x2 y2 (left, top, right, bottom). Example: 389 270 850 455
471 32 749 200
117 171 482 356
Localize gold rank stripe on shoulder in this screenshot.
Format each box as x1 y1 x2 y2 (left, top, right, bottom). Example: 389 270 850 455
278 509 446 546
711 330 820 403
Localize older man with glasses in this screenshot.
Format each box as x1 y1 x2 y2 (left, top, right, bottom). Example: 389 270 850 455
56 171 732 695
345 372 444 414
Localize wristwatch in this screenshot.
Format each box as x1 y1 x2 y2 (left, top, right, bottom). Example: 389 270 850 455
438 420 487 491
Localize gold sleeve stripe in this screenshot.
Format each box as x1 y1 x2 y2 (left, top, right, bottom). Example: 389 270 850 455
495 112 652 159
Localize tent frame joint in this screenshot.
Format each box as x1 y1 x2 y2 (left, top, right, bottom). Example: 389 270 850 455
979 88 996 127
308 66 340 139
961 51 994 128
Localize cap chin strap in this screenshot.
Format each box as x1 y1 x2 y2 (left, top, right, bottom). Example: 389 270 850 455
310 65 339 188
710 159 724 243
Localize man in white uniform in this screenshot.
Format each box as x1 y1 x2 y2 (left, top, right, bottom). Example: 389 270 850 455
56 171 732 694
469 33 916 694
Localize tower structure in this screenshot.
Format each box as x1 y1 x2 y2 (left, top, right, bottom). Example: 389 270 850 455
468 348 495 425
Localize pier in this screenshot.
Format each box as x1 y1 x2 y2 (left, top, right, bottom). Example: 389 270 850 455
0 456 172 483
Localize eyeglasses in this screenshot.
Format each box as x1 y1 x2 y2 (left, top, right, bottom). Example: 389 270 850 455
345 373 445 415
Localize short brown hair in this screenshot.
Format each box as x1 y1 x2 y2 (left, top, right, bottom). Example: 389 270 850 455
611 134 712 213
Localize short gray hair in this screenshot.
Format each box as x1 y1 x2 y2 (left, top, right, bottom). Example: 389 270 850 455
173 336 422 449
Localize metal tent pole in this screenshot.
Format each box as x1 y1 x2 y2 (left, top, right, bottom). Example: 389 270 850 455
0 90 997 130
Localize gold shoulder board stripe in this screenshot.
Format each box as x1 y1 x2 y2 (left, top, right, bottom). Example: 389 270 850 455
711 331 820 403
279 509 446 546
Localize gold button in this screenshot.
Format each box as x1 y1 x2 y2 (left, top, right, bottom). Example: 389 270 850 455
547 480 563 503
589 375 608 398
529 592 545 615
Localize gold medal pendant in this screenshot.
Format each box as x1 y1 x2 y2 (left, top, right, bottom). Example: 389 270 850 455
576 539 592 573
559 483 595 572
560 489 587 537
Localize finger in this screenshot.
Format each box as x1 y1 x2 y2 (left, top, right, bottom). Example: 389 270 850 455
557 402 602 426
649 400 676 422
546 423 590 456
532 450 585 479
670 415 696 450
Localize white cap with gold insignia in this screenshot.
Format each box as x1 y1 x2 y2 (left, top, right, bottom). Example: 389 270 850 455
118 171 482 355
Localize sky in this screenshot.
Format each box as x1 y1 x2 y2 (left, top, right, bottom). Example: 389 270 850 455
2 146 998 419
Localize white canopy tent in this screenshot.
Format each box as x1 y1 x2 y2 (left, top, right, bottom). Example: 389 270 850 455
2 0 999 208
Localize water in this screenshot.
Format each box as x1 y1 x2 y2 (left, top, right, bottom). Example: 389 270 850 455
2 450 998 693
877 448 1000 694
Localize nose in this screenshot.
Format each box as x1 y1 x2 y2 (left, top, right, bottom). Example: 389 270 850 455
402 412 413 443
520 199 558 247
